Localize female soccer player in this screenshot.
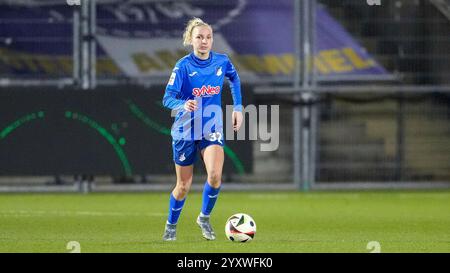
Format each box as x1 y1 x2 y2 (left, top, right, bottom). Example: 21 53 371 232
162 18 243 241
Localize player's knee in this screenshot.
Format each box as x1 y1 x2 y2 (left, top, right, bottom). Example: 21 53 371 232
176 180 192 196
207 171 221 186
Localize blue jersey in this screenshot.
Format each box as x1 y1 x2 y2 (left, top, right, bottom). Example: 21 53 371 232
162 51 242 140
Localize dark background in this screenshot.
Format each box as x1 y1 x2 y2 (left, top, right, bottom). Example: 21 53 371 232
0 85 253 176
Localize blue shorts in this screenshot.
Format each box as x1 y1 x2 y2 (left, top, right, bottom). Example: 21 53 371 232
172 132 224 166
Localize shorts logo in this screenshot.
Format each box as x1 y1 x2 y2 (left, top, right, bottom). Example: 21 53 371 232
179 153 186 162
192 85 221 97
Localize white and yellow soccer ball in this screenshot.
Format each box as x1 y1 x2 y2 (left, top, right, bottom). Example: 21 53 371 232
225 213 256 242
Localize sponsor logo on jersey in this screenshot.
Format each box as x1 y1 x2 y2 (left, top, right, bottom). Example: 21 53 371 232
192 85 221 97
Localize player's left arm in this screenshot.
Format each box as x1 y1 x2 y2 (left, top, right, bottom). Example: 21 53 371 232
225 57 243 132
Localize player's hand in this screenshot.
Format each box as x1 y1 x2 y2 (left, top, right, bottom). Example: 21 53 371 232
184 100 198 112
232 111 243 132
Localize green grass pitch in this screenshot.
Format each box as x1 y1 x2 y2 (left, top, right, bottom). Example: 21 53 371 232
0 191 449 253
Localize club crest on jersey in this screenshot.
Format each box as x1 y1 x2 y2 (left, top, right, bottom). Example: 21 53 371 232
216 66 223 76
192 85 221 97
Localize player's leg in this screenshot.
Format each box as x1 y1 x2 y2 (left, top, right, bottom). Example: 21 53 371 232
197 143 224 240
170 163 194 222
201 144 224 214
163 164 194 241
163 139 197 241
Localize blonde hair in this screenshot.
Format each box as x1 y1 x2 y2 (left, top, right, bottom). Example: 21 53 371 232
182 17 212 47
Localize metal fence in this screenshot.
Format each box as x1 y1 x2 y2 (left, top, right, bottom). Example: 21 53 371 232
0 0 449 191
0 1 74 85
319 0 450 85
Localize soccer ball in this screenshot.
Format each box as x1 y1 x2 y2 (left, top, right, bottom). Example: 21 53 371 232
225 213 256 242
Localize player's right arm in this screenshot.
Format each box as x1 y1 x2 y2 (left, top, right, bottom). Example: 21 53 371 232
163 66 185 111
162 65 197 112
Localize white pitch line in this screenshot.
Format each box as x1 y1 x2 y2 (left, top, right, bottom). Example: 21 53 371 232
0 210 165 217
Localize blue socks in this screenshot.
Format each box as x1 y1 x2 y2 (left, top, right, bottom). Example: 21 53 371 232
166 181 220 225
167 193 186 225
201 181 221 216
